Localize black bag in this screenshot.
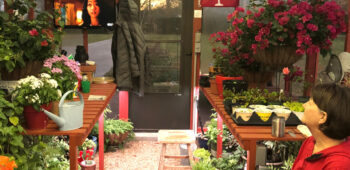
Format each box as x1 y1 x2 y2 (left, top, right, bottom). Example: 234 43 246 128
75 45 89 64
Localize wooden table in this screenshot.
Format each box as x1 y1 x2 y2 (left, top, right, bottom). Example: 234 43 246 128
25 83 117 170
201 87 305 170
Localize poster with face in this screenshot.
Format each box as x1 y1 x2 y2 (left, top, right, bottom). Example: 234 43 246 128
54 0 115 28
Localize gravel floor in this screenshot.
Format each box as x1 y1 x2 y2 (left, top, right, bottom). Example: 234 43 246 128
94 140 191 170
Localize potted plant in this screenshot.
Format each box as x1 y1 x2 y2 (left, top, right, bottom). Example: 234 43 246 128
193 148 211 162
78 138 96 168
12 73 61 129
41 55 82 114
104 119 134 149
211 0 346 87
0 0 63 80
78 149 96 170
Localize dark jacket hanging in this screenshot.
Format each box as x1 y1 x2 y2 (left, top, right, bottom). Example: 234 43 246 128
111 0 148 96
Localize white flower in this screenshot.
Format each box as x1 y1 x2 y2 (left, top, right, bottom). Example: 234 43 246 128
48 79 58 88
40 73 51 79
57 89 62 97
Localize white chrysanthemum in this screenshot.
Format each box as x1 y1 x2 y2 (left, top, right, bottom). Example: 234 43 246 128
57 89 62 97
40 73 51 79
48 79 58 88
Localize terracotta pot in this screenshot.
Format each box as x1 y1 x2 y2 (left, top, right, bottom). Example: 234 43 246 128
105 132 129 146
23 103 52 130
253 46 302 70
79 160 96 170
1 61 43 80
209 78 218 95
243 71 273 89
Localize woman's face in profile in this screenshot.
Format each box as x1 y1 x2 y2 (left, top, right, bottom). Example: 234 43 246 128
87 0 100 18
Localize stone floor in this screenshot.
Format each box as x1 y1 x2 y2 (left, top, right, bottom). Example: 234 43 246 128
94 140 191 170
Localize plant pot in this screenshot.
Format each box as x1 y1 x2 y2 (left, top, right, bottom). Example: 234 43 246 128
209 78 218 95
196 137 209 150
105 132 129 146
1 61 43 80
23 103 52 130
243 71 273 89
253 46 302 70
216 75 243 99
79 160 96 170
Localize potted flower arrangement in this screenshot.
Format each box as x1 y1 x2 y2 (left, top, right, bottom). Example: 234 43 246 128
78 138 96 170
41 55 82 114
0 0 63 80
211 0 346 87
12 73 61 129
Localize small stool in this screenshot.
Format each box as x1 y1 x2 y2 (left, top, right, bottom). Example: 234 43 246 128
158 130 195 170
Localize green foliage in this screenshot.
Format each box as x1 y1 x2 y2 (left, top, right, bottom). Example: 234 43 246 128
79 138 96 151
205 113 236 152
193 148 211 160
12 74 61 111
0 90 24 167
211 152 245 170
212 47 243 77
192 159 216 170
104 119 134 136
0 0 63 76
283 101 304 112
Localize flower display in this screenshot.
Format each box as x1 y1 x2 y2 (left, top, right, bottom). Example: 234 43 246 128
282 66 303 82
211 0 346 72
0 156 17 170
211 46 243 76
12 74 61 111
42 55 82 100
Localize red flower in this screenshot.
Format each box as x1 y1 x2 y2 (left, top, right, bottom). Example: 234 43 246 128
236 7 245 13
29 29 39 36
306 24 318 32
41 40 48 47
255 35 262 42
247 19 255 28
259 8 265 13
296 49 305 55
296 23 304 30
282 67 290 75
247 10 252 15
278 16 290 26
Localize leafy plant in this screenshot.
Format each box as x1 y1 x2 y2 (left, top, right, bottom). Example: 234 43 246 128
193 148 211 160
78 138 96 151
0 0 63 75
283 101 304 112
12 74 61 111
192 159 216 170
41 55 82 100
104 119 134 136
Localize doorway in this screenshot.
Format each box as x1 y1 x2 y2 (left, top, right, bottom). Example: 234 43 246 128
130 0 193 131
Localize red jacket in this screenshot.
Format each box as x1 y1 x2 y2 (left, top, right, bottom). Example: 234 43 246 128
292 136 350 170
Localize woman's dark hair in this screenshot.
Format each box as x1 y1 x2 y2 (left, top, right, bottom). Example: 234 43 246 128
82 0 109 27
312 83 350 139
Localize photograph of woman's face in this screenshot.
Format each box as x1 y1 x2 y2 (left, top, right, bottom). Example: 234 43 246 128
87 0 100 18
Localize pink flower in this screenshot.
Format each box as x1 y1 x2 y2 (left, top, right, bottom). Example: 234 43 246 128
278 16 290 26
247 19 255 28
255 35 262 42
296 23 304 30
236 7 245 13
29 29 39 36
247 10 252 15
283 67 290 75
296 49 305 55
51 68 63 73
302 14 312 23
41 40 48 47
254 12 261 18
227 13 234 21
259 8 265 13
306 24 318 31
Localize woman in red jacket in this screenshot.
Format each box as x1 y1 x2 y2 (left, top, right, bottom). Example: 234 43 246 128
293 83 350 169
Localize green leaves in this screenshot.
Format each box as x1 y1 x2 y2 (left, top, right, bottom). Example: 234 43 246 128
9 116 19 126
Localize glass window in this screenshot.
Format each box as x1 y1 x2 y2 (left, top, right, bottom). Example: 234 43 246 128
140 0 182 93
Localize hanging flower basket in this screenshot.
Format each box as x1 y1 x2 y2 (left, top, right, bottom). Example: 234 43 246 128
253 46 302 70
243 71 273 89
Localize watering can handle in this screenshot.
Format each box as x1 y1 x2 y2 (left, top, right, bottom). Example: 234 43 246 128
59 90 84 106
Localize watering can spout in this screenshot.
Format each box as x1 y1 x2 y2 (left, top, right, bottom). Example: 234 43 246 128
42 109 66 128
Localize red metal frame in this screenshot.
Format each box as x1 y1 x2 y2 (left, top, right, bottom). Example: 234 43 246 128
98 114 104 170
217 114 223 158
119 91 129 120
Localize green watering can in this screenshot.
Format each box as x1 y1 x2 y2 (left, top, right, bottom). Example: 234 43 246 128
42 90 84 131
